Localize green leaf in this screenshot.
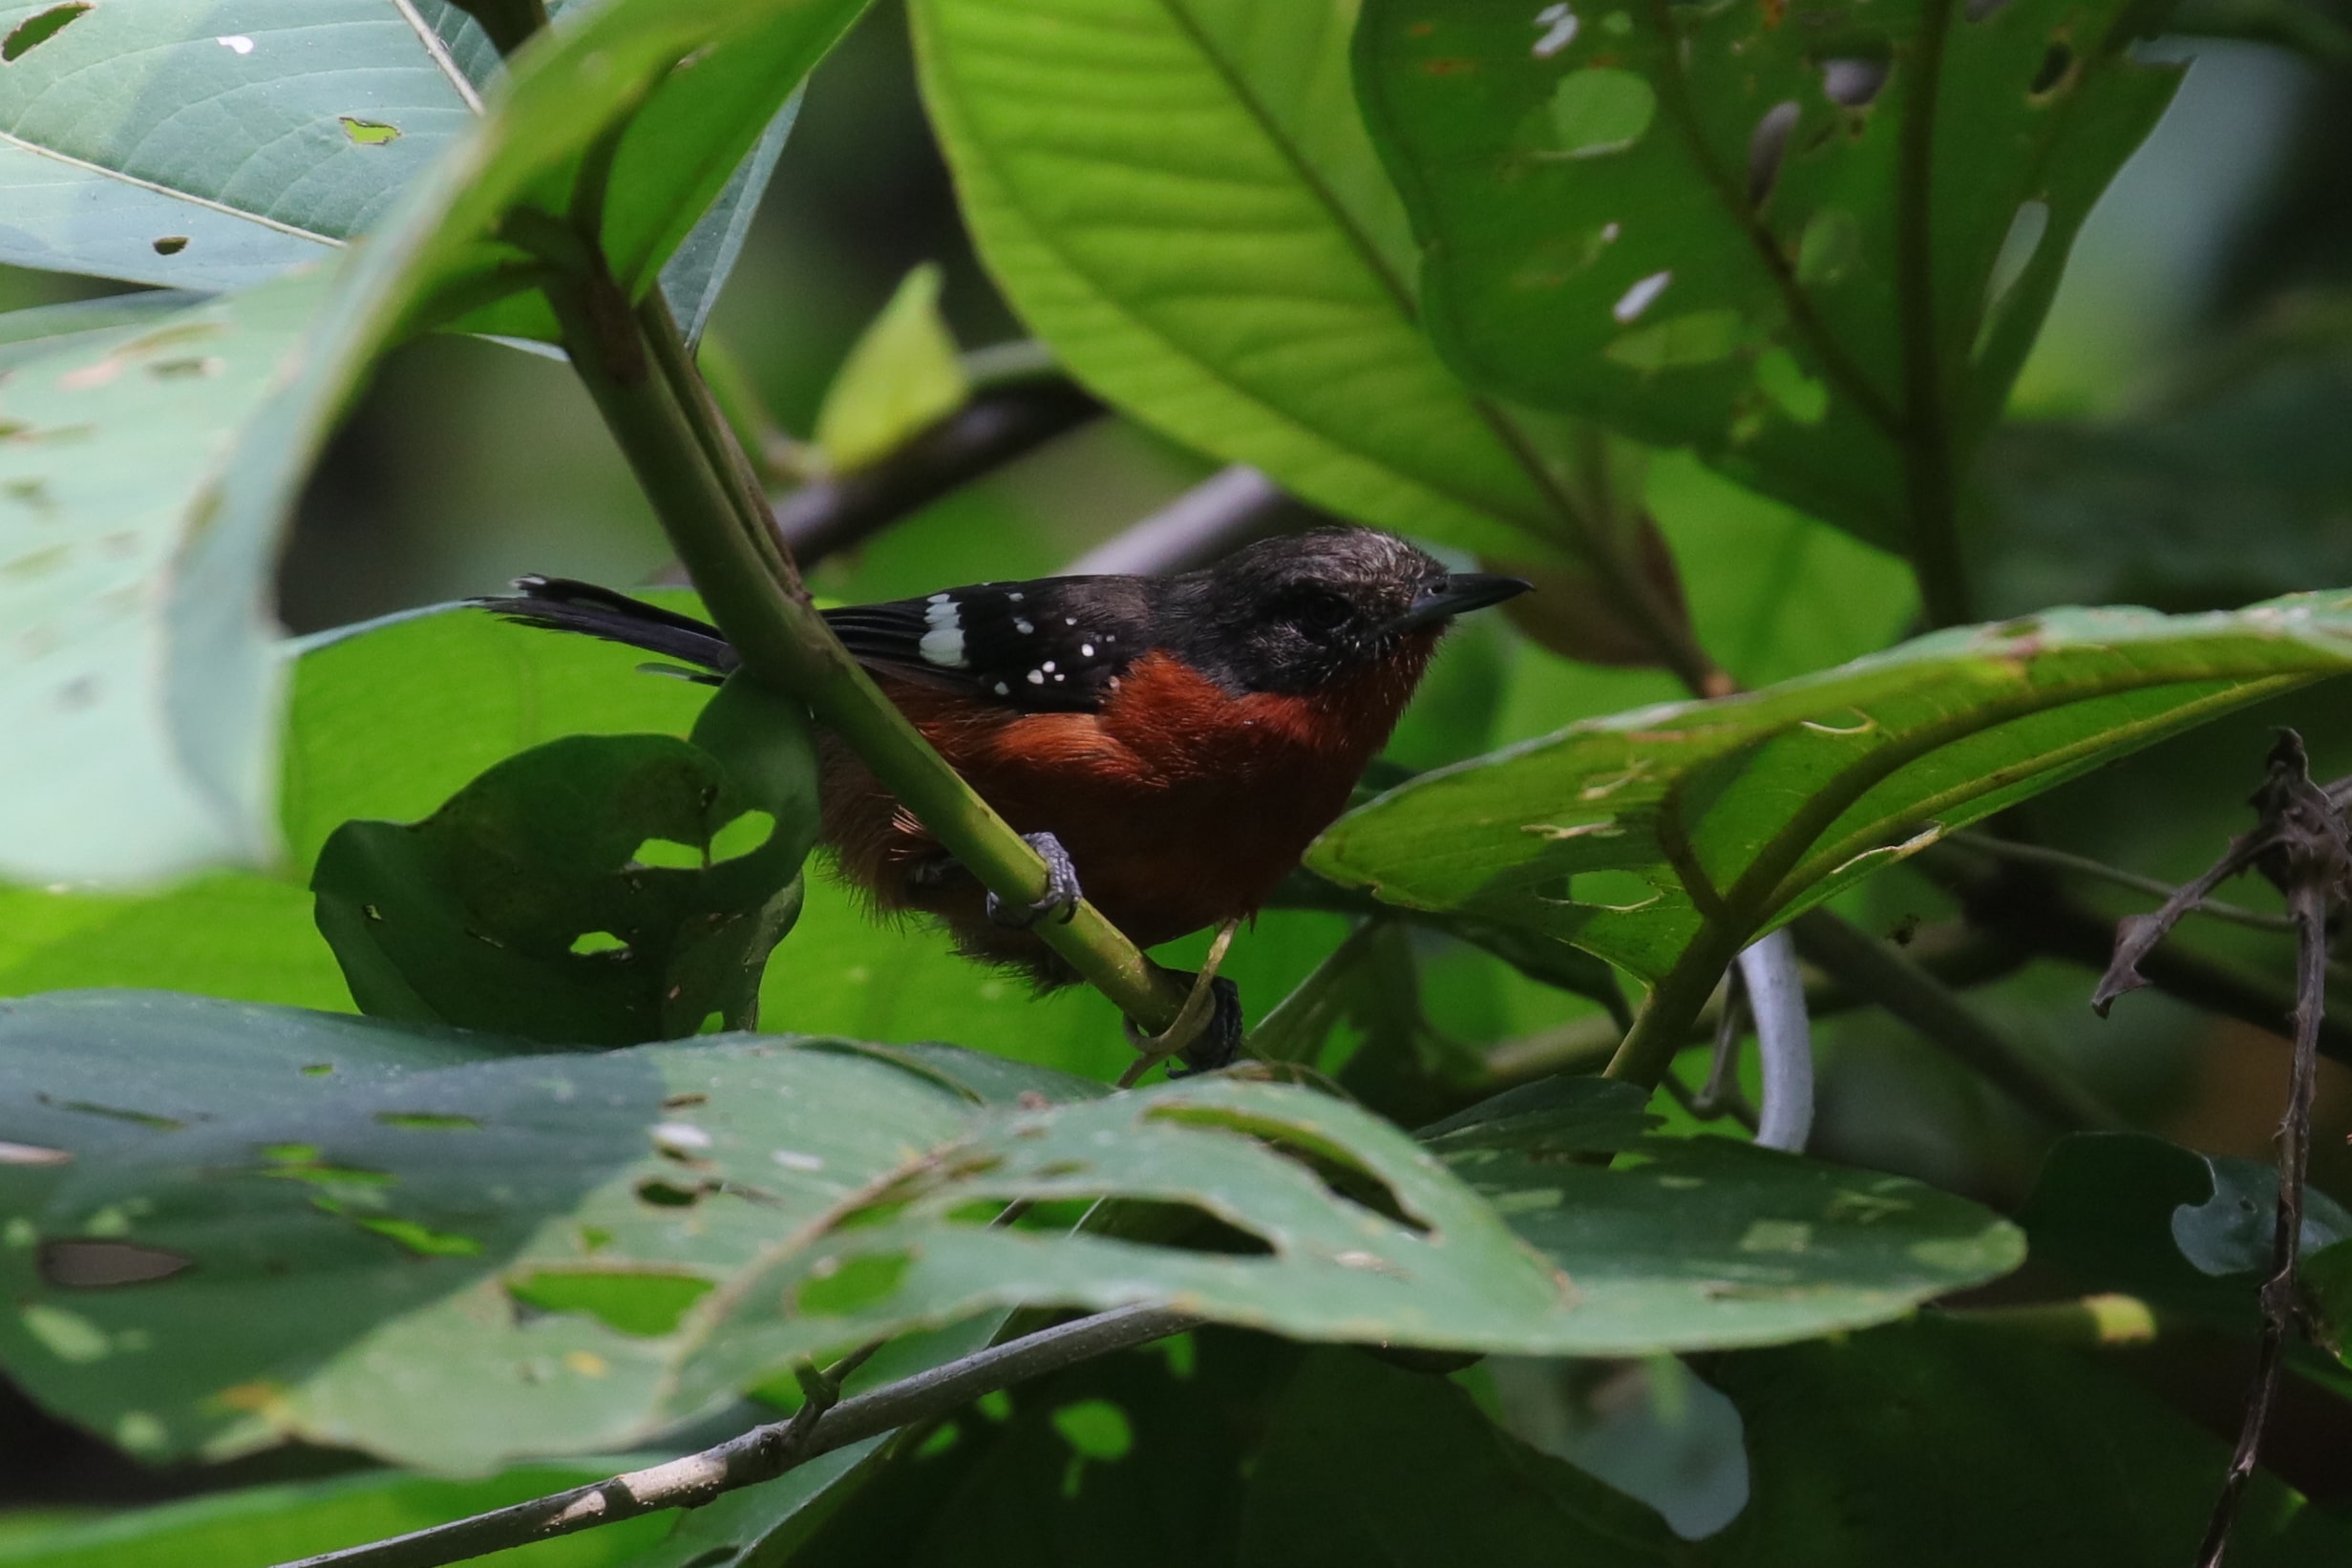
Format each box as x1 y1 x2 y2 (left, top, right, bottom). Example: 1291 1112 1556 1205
1706 1316 2352 1565
0 1460 673 1568
0 270 339 883
910 0 1612 567
2018 1132 2352 1393
0 0 866 884
312 674 821 1045
0 992 1099 1470
1308 593 2352 985
0 1 796 341
814 262 969 473
1429 1078 2023 1349
1353 0 2180 546
1238 1346 1676 1567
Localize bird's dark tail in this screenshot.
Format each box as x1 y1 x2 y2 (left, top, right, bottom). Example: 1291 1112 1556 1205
475 576 739 683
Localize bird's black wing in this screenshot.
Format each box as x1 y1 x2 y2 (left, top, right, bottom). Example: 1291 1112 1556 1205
822 576 1155 714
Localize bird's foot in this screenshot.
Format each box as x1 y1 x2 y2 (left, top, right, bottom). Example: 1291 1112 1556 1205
985 832 1083 929
1124 969 1243 1076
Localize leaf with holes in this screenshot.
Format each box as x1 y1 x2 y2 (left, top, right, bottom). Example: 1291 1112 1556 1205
0 0 801 341
910 0 1658 583
312 674 822 1046
1353 0 2180 548
0 0 864 884
1422 1075 2022 1348
1308 593 2352 995
0 990 1099 1471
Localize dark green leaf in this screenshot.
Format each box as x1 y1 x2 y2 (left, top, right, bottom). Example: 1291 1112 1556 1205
1309 594 2352 982
1238 1346 1677 1567
1354 0 2178 545
312 675 821 1045
1706 1316 2351 1566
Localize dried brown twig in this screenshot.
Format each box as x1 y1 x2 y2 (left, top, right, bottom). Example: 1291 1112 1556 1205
2094 731 2352 1568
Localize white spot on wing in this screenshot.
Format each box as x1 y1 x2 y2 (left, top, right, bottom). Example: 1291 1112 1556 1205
920 596 966 667
1080 644 1094 657
1013 617 1033 634
1614 269 1671 323
1027 669 1046 685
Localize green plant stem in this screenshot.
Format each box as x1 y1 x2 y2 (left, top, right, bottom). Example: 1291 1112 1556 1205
1790 909 2121 1132
1894 0 1972 629
1601 930 1743 1091
543 265 1188 1036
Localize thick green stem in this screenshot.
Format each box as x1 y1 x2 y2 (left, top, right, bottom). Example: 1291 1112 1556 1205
1601 932 1744 1091
545 266 1188 1035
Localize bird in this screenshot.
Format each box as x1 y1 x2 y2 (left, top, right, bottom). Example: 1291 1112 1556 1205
477 527 1530 1068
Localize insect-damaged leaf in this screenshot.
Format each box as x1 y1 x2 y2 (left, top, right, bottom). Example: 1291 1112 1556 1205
0 995 2019 1472
312 675 821 1046
1308 593 2352 983
1353 0 2180 548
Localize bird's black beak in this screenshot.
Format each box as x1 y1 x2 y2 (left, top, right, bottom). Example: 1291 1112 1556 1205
1388 572 1534 635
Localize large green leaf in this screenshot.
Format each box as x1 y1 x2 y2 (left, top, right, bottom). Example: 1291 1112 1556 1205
1706 1316 2351 1566
312 675 821 1045
0 995 2017 1471
0 0 794 339
0 0 865 885
0 992 1095 1471
1353 0 2179 547
909 0 1631 572
1308 594 2352 986
0 1460 674 1568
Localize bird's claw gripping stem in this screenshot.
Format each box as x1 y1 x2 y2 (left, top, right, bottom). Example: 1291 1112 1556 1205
985 832 1082 929
1123 970 1243 1076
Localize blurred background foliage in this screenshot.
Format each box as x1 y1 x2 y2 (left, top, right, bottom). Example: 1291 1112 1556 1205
3 0 2352 1516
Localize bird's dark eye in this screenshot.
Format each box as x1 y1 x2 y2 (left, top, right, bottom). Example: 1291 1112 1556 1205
1281 588 1353 634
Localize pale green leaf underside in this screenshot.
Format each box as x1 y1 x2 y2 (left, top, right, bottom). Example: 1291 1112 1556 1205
0 996 2016 1470
1309 593 2352 980
0 0 793 338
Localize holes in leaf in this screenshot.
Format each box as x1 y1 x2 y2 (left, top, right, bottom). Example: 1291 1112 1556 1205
509 1268 714 1336
151 236 188 256
373 1112 480 1132
2 3 91 63
1605 310 1745 370
1978 199 2050 342
40 1096 182 1131
1539 68 1655 158
2028 41 2075 97
635 1176 708 1208
795 1249 911 1315
355 1218 481 1257
147 356 221 381
338 117 401 145
630 837 705 870
709 810 775 862
1140 1107 1431 1237
1086 1199 1276 1257
1820 56 1889 108
1748 100 1800 206
1796 209 1862 286
570 929 628 957
40 1240 190 1288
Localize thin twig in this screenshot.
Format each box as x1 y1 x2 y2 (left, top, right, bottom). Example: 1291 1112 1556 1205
1791 909 2122 1133
275 1303 1196 1568
1954 832 2296 934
